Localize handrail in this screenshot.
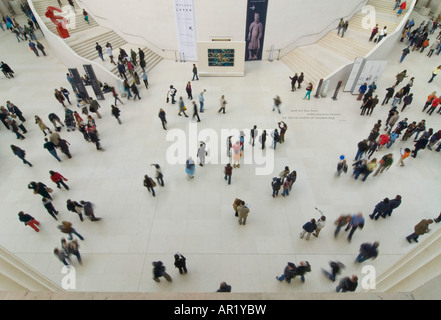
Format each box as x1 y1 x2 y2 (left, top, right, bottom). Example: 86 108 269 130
265 0 369 58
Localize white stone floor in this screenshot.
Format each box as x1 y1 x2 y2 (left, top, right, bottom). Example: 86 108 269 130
1 12 441 294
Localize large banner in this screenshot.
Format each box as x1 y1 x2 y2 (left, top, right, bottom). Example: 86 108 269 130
83 65 104 101
245 0 268 61
174 0 197 61
68 68 89 100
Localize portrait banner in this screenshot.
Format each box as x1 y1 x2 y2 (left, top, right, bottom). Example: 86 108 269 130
174 0 197 61
245 0 268 61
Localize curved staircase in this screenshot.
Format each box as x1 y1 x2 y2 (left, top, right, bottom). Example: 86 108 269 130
31 0 162 80
281 0 407 86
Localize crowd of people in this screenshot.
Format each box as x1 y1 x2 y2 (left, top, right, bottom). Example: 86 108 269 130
2 0 441 294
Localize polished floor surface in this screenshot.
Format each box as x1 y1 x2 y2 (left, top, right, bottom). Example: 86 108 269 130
0 12 440 293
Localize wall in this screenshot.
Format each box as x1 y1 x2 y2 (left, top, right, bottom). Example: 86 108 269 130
78 0 368 61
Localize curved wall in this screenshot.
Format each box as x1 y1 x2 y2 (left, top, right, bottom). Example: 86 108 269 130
79 0 367 60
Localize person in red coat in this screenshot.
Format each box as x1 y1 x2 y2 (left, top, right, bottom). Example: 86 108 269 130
50 170 69 190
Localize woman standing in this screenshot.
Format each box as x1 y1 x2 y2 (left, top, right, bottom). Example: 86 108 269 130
304 83 313 100
186 81 193 100
260 130 267 150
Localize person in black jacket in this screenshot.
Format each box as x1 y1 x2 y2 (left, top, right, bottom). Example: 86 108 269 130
42 197 59 220
276 262 297 283
300 219 317 240
355 242 379 263
11 145 32 167
66 199 84 222
111 105 121 124
382 85 395 105
28 181 52 200
131 82 141 100
271 177 282 197
383 195 402 218
174 253 187 274
322 261 345 282
369 198 390 220
293 261 311 283
411 136 429 158
152 261 172 282
336 275 358 292
18 211 40 232
217 282 231 292
143 175 156 197
354 139 369 160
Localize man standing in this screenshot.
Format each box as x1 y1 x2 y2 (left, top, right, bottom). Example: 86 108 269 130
192 101 201 122
198 89 206 112
249 125 258 146
192 63 199 81
95 42 104 61
383 195 402 218
28 40 39 56
406 219 433 243
354 139 369 161
382 85 395 105
66 73 76 92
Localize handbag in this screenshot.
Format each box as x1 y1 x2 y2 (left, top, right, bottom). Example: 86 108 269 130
47 188 53 193
166 97 169 103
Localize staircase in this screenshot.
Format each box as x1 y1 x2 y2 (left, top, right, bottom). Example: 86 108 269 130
281 0 407 86
32 0 98 35
31 0 162 79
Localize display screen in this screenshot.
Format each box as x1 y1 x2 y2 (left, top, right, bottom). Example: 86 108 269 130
208 49 235 67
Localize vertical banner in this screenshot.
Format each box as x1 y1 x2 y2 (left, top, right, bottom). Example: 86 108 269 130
344 57 365 92
174 0 197 62
245 0 268 61
351 60 388 95
68 68 89 100
83 65 104 100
